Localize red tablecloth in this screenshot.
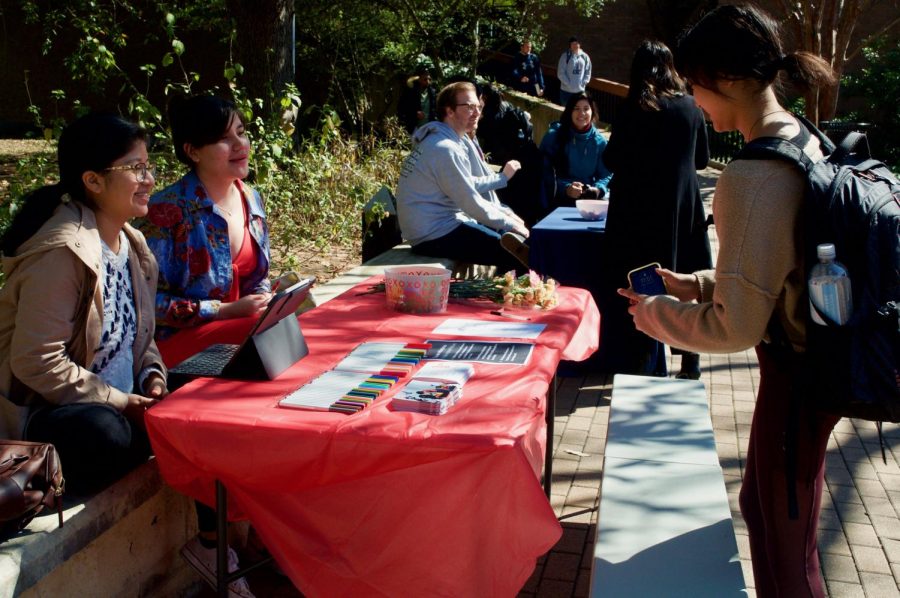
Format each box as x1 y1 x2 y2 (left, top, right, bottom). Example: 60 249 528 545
146 279 599 597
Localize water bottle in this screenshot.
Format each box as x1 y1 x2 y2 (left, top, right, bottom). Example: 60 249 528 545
808 243 853 325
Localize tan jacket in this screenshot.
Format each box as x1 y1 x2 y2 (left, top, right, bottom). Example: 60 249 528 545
0 200 166 438
632 134 823 354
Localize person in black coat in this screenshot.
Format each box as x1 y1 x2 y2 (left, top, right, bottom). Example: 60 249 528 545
476 83 545 227
599 39 712 378
398 66 438 134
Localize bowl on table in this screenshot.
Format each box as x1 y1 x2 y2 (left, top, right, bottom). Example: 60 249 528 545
575 199 609 221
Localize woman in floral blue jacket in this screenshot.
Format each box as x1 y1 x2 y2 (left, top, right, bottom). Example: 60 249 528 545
139 95 271 341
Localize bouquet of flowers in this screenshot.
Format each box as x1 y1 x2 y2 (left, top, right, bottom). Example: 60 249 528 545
367 270 558 310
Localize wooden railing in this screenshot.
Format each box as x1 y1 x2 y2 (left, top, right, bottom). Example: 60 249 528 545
480 50 745 163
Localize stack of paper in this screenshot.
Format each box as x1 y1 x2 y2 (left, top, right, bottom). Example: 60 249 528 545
391 361 475 415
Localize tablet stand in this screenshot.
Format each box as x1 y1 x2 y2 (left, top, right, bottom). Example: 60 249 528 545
223 316 309 380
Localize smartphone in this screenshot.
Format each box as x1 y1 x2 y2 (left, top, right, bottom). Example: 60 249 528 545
627 263 667 296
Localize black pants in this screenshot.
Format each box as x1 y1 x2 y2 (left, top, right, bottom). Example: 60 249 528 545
26 403 152 494
413 222 525 275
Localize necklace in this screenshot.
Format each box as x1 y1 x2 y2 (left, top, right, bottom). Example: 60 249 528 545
217 204 233 217
748 109 790 139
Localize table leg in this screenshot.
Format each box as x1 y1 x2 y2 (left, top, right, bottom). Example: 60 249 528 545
216 480 228 598
214 480 275 596
544 375 557 499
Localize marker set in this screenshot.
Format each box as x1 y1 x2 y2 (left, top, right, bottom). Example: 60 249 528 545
279 342 432 413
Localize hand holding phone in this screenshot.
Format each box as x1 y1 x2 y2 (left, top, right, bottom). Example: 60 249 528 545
627 262 667 296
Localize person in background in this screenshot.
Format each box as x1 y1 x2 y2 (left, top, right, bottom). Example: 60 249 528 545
539 92 612 210
618 6 837 595
511 39 545 97
0 113 167 493
557 36 591 105
477 83 545 227
398 65 438 134
138 94 268 598
395 81 530 273
599 39 711 378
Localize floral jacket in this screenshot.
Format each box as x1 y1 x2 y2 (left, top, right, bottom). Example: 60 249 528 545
138 171 271 337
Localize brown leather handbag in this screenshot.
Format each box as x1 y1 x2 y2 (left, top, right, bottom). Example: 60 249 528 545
0 440 64 540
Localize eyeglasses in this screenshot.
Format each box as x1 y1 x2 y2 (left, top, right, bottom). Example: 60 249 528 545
103 162 156 183
455 103 482 114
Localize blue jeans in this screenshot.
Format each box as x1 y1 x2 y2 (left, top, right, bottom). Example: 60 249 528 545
413 222 525 275
26 403 151 494
559 89 578 106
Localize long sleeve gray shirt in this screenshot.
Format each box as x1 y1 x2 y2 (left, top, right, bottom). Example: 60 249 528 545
396 121 517 246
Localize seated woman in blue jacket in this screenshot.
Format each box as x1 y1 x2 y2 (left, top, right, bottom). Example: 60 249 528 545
539 93 612 209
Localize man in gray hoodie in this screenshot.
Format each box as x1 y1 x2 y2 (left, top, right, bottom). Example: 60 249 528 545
396 81 529 273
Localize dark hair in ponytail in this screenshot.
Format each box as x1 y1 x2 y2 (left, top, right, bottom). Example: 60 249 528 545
627 39 686 112
675 4 836 93
0 113 145 256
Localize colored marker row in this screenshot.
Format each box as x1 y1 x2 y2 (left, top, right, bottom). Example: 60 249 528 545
328 343 431 414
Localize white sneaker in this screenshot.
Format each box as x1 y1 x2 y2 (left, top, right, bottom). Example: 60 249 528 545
180 536 256 598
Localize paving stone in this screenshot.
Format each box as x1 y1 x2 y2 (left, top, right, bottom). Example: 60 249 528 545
849 460 879 482
843 521 881 547
832 484 864 505
859 572 900 597
883 538 900 563
821 553 862 583
861 494 897 517
870 515 900 541
535 578 576 598
542 552 581 582
565 485 599 510
553 524 588 555
740 559 756 590
849 544 892 574
561 428 589 447
819 528 851 555
565 417 592 432
881 473 900 492
825 580 866 597
572 568 592 597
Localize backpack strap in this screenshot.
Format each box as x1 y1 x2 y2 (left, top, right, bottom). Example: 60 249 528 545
737 137 816 172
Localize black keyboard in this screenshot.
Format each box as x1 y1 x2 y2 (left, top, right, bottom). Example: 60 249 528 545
170 343 240 376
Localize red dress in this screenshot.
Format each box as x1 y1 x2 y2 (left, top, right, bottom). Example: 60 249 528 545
157 202 263 368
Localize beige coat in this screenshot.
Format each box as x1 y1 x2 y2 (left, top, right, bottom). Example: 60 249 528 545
0 200 165 439
632 134 824 354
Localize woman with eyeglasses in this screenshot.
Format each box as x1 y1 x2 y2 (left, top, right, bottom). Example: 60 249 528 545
0 113 167 493
139 94 272 359
538 92 612 209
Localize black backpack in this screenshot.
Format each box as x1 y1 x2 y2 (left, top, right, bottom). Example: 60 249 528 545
738 118 900 422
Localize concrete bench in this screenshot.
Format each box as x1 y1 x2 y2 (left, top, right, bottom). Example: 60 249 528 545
0 459 198 597
590 374 745 597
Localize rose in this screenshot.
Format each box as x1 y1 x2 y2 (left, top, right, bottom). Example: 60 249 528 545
148 203 182 228
188 247 212 276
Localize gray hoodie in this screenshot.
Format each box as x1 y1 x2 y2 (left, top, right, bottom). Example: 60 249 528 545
396 121 517 246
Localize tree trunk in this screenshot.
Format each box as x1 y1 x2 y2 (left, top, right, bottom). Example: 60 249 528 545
225 0 295 104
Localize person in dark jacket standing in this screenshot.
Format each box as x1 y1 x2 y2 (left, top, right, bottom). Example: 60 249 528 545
398 66 438 134
599 40 712 377
511 40 545 97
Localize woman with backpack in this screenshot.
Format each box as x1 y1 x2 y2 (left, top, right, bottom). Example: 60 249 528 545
618 5 838 596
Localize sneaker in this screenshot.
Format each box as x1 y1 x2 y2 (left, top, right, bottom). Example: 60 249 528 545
180 536 256 598
500 232 530 268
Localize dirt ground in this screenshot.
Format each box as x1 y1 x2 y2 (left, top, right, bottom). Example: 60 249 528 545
0 139 363 284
